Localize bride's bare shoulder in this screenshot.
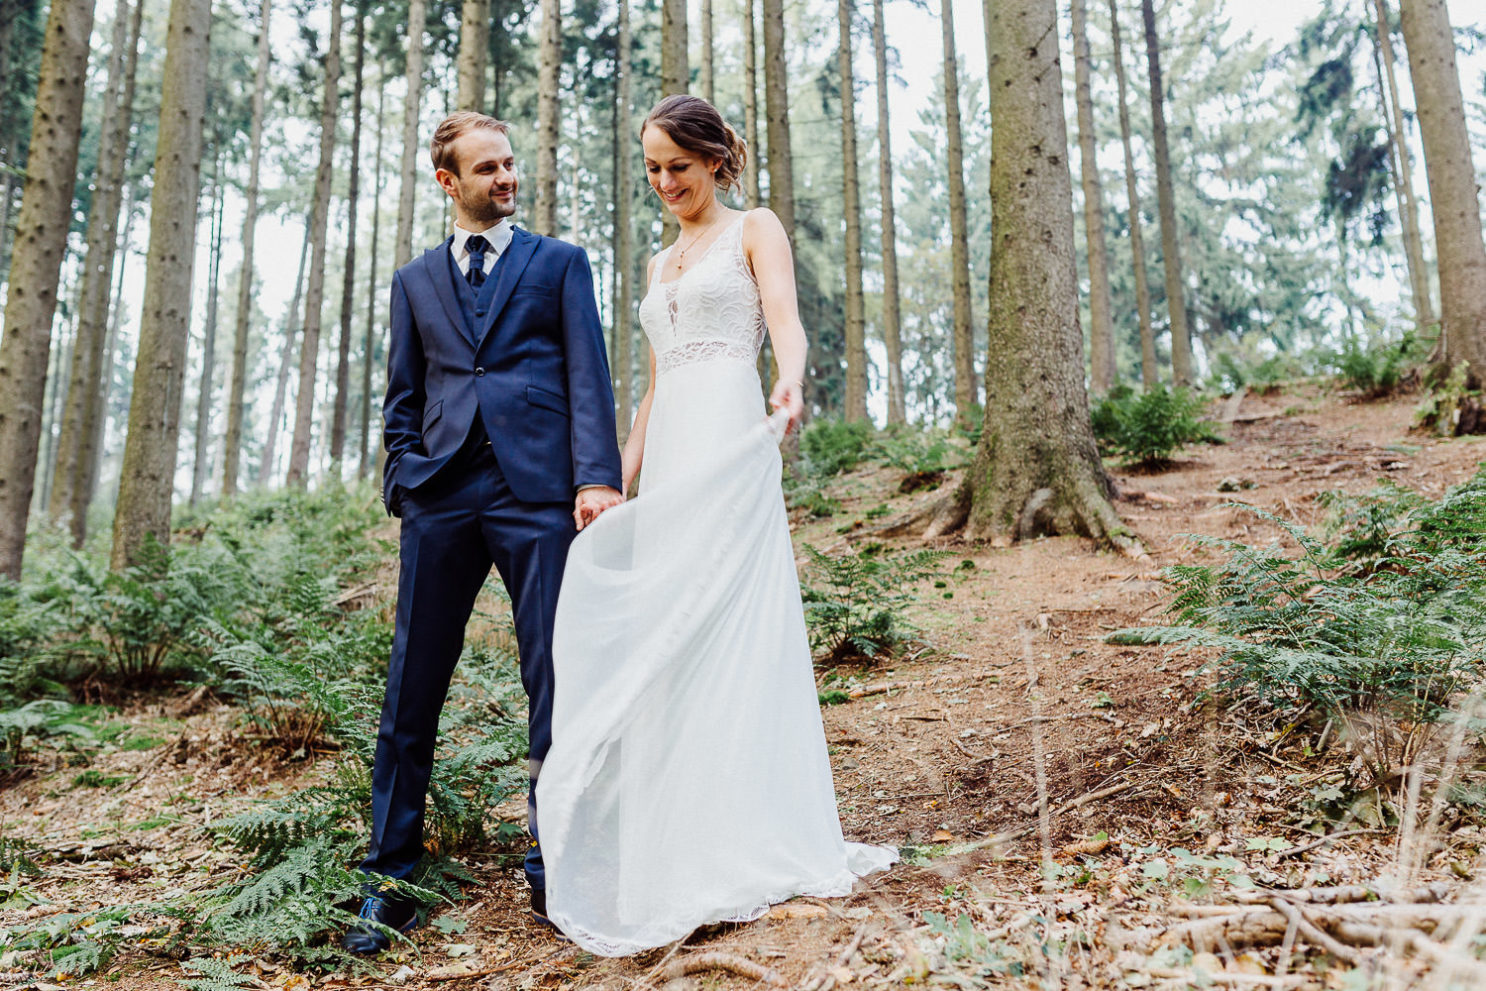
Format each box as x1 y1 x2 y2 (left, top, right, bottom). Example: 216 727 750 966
741 208 788 252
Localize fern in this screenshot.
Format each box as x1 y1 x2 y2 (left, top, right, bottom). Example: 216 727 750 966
801 545 946 661
179 955 259 991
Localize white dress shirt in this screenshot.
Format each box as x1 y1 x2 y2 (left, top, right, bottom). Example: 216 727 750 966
451 219 513 277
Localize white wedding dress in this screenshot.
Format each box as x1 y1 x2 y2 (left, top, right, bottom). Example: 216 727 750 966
535 212 897 956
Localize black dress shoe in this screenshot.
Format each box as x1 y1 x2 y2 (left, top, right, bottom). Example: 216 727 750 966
341 895 420 955
530 887 562 934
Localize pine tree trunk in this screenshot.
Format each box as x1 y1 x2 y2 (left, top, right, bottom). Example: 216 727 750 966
457 0 489 111
1141 0 1190 386
838 0 867 422
90 189 134 516
361 64 386 479
395 0 426 269
286 0 343 487
1376 0 1435 333
743 0 761 209
1109 0 1155 389
50 0 140 535
1071 0 1115 394
943 0 976 416
39 295 76 514
223 0 273 500
1399 0 1486 382
0 0 97 579
938 0 1134 555
189 165 225 506
614 0 633 438
871 0 903 424
109 0 213 571
762 0 793 237
262 224 310 485
660 0 687 246
331 3 365 476
534 0 560 236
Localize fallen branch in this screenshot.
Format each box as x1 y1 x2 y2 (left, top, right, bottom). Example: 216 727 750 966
1274 828 1389 861
1145 969 1302 988
952 780 1142 853
664 952 786 987
1266 897 1361 966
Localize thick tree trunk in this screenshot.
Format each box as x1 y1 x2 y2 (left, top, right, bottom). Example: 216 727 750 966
189 166 225 506
1141 0 1190 386
331 3 366 476
871 0 903 424
0 0 96 579
943 0 976 416
109 0 213 571
534 0 560 236
1071 0 1115 394
1109 0 1155 389
1399 0 1486 382
839 0 867 422
1377 0 1434 335
762 0 793 238
614 0 633 438
262 224 310 485
743 0 761 209
938 0 1137 556
700 0 713 103
286 0 343 487
223 0 273 500
395 0 426 269
361 64 386 479
50 0 141 536
456 0 490 111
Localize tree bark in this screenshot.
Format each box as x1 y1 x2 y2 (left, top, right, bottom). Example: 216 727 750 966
1071 0 1115 394
700 0 713 103
1141 0 1190 386
331 2 366 476
0 0 96 579
660 0 687 246
743 0 761 209
50 0 141 539
937 0 1137 556
262 222 310 485
534 0 560 236
92 188 134 511
762 0 793 238
189 162 225 506
361 63 387 479
109 0 213 571
614 0 633 438
1109 0 1155 389
839 0 867 422
871 0 903 424
1399 0 1486 382
1376 0 1435 334
223 0 273 500
457 0 490 111
286 0 343 487
39 289 77 515
394 0 426 269
943 0 976 416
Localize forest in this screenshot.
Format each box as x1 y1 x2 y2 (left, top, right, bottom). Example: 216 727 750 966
3 0 1486 986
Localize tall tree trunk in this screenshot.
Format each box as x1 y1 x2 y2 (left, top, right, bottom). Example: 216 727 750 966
1071 0 1115 394
743 0 761 209
457 0 490 111
286 0 343 487
1376 0 1435 333
534 0 560 236
262 223 310 485
361 63 386 479
39 291 77 514
660 0 687 246
700 0 713 103
331 2 366 476
871 0 903 424
223 0 273 500
0 0 96 579
762 0 793 238
395 0 426 269
839 0 867 421
1109 0 1155 389
189 163 225 506
1399 0 1486 382
613 0 633 438
942 0 976 416
110 0 213 571
92 188 135 514
936 0 1135 555
1141 0 1190 386
50 0 140 536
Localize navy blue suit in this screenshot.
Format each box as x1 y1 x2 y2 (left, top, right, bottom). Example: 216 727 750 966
364 226 621 894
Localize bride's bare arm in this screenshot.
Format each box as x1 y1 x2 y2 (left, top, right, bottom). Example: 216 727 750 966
743 209 807 428
621 255 662 492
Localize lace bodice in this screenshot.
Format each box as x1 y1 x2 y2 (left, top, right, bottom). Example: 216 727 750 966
638 213 766 374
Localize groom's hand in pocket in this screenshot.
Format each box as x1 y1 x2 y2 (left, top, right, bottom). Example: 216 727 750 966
574 486 624 531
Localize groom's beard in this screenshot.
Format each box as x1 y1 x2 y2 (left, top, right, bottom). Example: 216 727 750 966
458 184 517 227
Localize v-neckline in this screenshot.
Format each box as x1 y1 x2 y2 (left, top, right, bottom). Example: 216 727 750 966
657 213 744 287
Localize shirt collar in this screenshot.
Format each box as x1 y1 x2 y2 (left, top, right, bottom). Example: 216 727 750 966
451 219 513 259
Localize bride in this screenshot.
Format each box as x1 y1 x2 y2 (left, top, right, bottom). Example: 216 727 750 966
533 94 896 956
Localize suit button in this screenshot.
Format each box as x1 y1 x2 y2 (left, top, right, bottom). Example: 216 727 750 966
474 366 485 377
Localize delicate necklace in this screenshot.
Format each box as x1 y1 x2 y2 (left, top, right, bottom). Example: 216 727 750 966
672 214 725 270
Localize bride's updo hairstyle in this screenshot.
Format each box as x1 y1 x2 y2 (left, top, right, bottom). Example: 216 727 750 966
642 95 748 193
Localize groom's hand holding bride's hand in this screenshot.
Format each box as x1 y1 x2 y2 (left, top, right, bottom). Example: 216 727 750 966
770 379 805 435
574 486 625 531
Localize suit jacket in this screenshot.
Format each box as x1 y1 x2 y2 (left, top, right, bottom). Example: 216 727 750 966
381 226 622 512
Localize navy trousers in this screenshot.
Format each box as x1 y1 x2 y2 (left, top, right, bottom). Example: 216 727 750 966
361 443 574 892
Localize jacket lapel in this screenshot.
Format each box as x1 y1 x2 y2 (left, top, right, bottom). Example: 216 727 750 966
421 237 475 348
475 227 537 350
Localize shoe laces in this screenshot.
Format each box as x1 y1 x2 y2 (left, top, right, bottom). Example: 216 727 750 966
358 896 384 920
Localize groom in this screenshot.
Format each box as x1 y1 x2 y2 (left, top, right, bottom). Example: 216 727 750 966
343 111 624 953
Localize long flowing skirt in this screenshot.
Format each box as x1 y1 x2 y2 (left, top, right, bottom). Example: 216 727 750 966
535 359 896 956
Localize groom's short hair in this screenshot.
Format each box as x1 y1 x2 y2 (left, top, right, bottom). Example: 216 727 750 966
431 112 512 175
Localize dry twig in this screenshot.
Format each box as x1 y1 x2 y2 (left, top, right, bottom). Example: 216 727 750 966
663 952 786 986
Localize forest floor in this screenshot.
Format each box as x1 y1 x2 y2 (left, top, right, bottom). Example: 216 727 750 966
5 383 1486 990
